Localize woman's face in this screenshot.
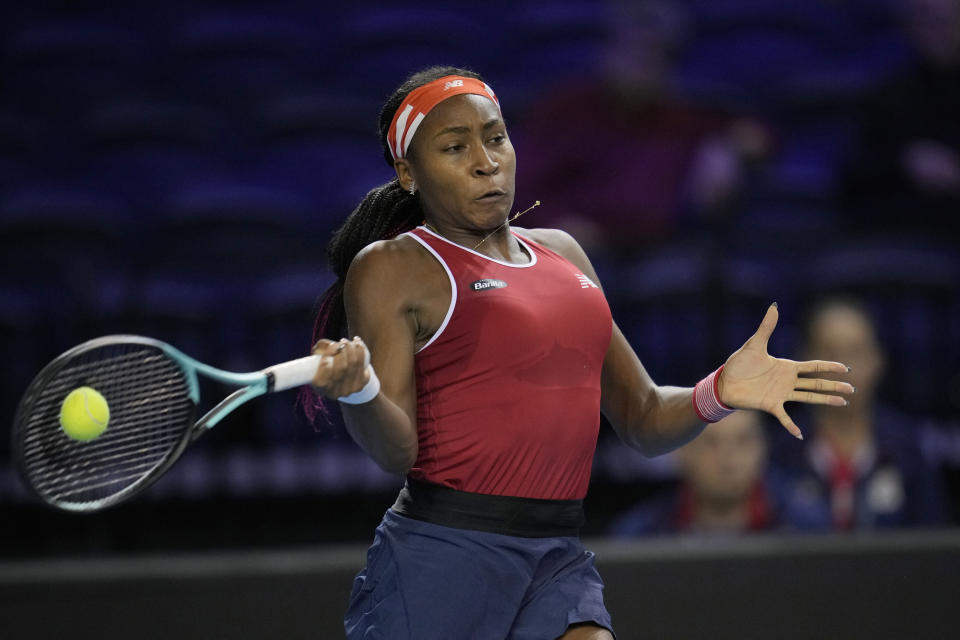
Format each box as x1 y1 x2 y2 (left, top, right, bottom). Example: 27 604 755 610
396 93 516 232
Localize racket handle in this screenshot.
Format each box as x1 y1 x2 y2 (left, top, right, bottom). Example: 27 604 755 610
264 345 371 392
265 355 324 392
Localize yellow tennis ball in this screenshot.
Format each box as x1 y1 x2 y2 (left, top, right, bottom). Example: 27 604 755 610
60 386 110 441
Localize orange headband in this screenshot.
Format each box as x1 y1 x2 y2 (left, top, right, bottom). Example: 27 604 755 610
387 75 500 160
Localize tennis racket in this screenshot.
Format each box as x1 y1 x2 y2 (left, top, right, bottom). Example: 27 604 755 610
12 335 342 513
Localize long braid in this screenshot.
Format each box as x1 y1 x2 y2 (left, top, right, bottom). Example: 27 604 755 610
316 180 422 341
301 65 483 424
327 181 422 282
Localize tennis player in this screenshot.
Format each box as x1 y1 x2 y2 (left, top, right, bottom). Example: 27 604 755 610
306 66 853 640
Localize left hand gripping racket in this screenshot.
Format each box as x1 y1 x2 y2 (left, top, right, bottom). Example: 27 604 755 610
12 335 327 513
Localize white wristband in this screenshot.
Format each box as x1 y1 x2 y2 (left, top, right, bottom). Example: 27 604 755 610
693 365 736 423
338 367 381 405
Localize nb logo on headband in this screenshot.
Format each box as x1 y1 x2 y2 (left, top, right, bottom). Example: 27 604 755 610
443 79 464 91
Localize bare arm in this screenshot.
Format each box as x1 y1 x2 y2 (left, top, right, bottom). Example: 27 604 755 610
520 227 854 456
310 239 423 473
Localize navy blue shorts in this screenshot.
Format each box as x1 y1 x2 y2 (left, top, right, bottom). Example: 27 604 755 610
345 509 615 639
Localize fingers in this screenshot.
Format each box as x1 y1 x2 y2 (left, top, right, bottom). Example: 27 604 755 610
788 389 849 407
794 377 856 395
764 363 853 432
797 360 850 375
746 302 779 351
310 337 371 398
773 405 803 440
309 339 338 389
790 362 854 408
310 338 341 356
343 337 371 387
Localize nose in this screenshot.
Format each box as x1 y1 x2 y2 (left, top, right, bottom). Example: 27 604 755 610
472 145 499 177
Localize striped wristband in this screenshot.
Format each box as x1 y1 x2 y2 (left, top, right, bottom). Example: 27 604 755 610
338 367 381 405
693 365 736 423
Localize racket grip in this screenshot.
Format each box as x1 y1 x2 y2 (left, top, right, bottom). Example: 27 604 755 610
265 355 324 392
264 345 371 392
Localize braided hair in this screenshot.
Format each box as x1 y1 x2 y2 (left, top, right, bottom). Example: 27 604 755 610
302 66 484 422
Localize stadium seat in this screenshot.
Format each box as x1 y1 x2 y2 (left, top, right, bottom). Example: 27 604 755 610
77 99 229 207
2 17 148 116
334 6 484 93
148 180 318 274
613 245 716 383
801 241 960 417
167 9 326 110
245 137 393 226
674 27 831 104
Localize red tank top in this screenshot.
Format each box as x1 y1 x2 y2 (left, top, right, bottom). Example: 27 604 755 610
404 226 612 500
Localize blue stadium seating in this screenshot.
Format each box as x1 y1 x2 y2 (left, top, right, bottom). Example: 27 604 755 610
2 17 149 117
0 0 955 501
166 9 328 111
800 241 960 417
76 99 230 207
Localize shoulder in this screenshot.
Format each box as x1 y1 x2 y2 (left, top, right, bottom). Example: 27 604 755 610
515 227 585 261
349 232 431 273
515 226 575 250
344 232 442 300
515 226 598 278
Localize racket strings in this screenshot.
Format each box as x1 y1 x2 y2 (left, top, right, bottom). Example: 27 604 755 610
19 344 194 508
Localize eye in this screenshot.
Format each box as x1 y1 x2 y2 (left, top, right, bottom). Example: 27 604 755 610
444 144 465 153
488 134 506 145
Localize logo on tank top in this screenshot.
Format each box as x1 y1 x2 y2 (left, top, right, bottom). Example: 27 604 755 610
470 278 508 291
575 273 599 289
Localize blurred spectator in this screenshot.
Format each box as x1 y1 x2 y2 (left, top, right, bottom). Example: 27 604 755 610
841 0 960 239
513 0 772 252
775 297 947 531
609 411 784 537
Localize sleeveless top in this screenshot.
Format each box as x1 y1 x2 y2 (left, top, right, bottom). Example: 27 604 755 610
403 226 612 500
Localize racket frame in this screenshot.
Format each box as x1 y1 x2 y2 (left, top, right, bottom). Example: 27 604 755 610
13 335 322 512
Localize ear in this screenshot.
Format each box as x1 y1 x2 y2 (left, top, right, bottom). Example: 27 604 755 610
394 159 414 192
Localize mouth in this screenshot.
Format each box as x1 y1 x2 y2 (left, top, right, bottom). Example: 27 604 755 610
475 189 506 201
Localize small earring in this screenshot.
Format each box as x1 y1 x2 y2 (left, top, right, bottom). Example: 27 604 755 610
409 181 416 195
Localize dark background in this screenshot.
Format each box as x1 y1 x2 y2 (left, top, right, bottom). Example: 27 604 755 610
1 1 959 636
